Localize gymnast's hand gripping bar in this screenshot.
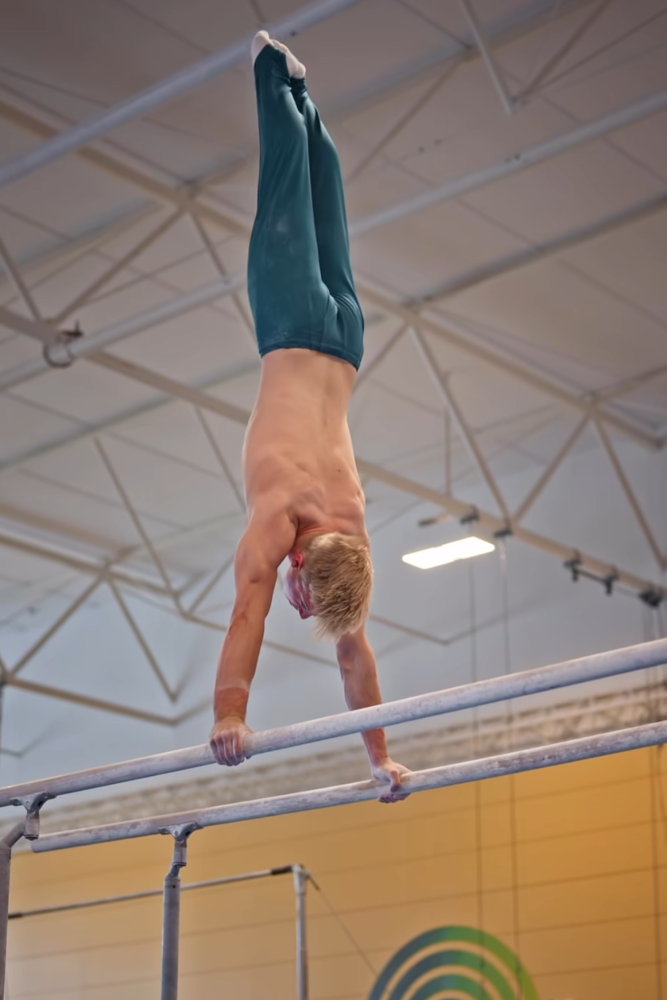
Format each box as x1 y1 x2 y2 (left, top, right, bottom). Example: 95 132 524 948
1 636 666 808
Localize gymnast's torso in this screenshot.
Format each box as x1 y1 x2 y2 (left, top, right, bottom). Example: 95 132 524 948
243 347 366 539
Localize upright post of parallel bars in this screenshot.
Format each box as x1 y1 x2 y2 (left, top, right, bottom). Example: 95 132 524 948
160 824 197 1000
293 865 309 1000
0 823 24 1000
1 793 49 999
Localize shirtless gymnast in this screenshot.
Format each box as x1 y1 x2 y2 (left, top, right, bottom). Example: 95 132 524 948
208 31 409 803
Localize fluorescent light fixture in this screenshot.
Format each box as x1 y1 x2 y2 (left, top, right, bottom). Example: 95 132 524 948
402 536 495 569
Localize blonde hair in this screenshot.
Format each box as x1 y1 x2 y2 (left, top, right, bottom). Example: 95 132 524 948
302 533 373 640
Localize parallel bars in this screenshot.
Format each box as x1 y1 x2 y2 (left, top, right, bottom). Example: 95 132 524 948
1 635 667 999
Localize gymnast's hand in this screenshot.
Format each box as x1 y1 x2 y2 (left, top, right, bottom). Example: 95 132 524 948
209 717 254 766
372 758 411 804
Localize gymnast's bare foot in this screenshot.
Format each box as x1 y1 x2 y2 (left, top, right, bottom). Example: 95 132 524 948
271 38 306 78
251 29 306 78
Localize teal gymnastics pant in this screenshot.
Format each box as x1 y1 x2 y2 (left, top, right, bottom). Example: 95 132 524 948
247 44 364 370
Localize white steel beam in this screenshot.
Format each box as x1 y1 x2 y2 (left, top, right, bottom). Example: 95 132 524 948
0 233 42 322
349 87 667 238
0 273 246 390
6 578 104 679
16 344 657 598
595 363 667 403
0 97 247 237
593 417 666 571
0 358 259 475
0 0 365 190
0 0 596 306
193 409 246 512
410 327 511 521
357 282 661 450
0 304 662 597
319 0 596 125
518 0 613 99
415 193 667 304
0 497 136 556
352 323 408 391
344 56 465 185
0 529 168 597
108 582 177 702
356 457 662 597
458 0 515 115
187 555 235 617
94 439 182 608
513 413 590 523
52 209 185 325
0 304 57 349
0 205 163 300
0 271 658 453
2 671 173 726
88 352 251 423
188 214 256 348
0 0 593 222
0 524 336 675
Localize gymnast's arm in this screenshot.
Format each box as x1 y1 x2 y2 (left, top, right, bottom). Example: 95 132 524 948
209 511 296 766
336 626 410 803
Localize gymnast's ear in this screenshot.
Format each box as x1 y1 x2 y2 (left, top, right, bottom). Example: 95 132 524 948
291 551 305 570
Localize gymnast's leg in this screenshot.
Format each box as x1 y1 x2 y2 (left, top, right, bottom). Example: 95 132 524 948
247 36 330 354
290 75 365 368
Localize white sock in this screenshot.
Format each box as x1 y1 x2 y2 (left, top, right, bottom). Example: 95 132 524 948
250 29 306 78
251 30 271 65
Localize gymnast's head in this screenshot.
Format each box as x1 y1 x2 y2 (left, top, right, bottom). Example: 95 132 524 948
284 532 373 639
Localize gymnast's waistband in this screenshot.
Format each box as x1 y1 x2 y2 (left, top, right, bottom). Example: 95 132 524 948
254 293 365 370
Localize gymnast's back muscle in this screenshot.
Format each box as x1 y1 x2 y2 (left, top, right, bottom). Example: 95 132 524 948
243 347 365 538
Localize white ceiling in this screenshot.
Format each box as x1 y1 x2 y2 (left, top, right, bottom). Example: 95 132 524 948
0 0 666 800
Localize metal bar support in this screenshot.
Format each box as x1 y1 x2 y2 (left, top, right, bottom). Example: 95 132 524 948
293 865 310 1000
8 865 302 920
2 636 666 807
0 823 24 1000
159 824 198 1000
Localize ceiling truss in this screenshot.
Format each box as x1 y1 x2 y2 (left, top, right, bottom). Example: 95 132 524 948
0 0 665 737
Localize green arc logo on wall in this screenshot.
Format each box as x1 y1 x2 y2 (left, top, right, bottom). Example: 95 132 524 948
368 926 541 1000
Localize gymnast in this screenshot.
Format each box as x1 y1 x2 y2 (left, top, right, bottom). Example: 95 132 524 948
209 31 409 803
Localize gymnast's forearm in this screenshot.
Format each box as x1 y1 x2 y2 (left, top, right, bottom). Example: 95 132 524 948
213 605 266 723
337 643 391 765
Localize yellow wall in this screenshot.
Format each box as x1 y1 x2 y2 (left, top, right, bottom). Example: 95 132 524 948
7 746 665 999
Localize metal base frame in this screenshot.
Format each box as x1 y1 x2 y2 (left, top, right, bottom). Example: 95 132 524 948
6 854 311 999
